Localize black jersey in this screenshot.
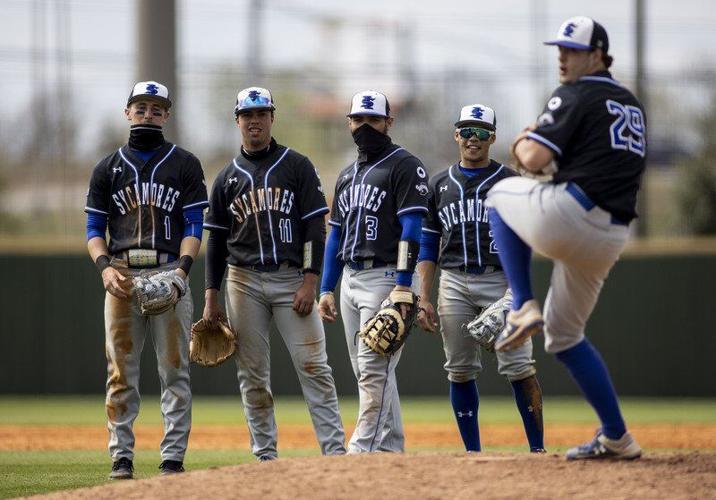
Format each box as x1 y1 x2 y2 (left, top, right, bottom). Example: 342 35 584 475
205 142 328 267
425 160 515 269
329 143 429 264
527 70 647 222
85 143 208 255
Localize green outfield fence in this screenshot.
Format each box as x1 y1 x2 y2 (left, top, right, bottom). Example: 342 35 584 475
1 251 714 397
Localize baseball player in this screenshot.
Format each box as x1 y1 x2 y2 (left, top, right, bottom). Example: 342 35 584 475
318 90 429 453
416 104 545 453
85 81 208 479
486 17 646 460
202 87 346 460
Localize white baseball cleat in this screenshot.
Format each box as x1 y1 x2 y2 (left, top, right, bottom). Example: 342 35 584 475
566 430 642 460
494 299 543 352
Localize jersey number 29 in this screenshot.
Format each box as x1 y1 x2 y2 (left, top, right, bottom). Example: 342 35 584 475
606 100 645 157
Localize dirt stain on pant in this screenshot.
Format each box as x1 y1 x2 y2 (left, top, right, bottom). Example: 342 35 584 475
166 311 181 369
106 292 133 422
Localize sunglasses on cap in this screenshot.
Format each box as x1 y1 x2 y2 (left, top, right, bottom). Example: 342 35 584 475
458 127 494 140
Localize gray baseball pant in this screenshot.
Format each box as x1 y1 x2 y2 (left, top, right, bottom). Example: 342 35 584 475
104 260 192 462
225 265 346 458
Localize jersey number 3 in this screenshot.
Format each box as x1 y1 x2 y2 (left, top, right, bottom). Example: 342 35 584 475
606 100 645 157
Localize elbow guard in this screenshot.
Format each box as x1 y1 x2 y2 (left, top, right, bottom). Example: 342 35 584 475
303 240 325 275
396 240 420 273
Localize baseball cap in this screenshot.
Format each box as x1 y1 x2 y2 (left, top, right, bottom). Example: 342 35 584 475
347 90 390 118
454 104 497 131
127 81 172 108
234 87 276 115
544 16 609 53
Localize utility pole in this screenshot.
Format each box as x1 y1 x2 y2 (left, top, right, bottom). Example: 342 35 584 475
247 0 263 84
635 0 648 237
136 0 178 142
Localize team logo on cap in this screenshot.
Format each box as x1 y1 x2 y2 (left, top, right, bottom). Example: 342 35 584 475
471 106 484 120
145 83 159 95
248 89 262 101
361 95 376 110
563 22 577 37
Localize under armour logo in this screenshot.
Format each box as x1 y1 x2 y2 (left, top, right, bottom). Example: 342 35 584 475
361 96 375 110
456 410 474 418
248 90 261 101
228 177 238 184
112 167 122 173
471 106 484 120
145 83 159 95
439 184 448 192
563 22 577 37
384 271 395 278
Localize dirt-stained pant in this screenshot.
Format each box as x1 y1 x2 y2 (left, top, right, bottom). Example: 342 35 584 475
437 269 536 383
225 265 346 459
104 260 192 462
340 265 417 453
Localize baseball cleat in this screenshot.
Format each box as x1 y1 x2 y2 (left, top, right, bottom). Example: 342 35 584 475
464 289 513 352
494 299 543 352
257 454 277 462
566 430 642 461
109 457 134 480
158 459 185 475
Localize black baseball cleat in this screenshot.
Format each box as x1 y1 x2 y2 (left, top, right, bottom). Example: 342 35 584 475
109 457 134 480
566 430 642 460
257 454 277 462
530 448 547 453
159 459 185 475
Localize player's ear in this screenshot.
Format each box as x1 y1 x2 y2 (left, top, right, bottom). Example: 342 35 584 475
124 107 131 120
385 116 394 129
454 130 460 143
489 133 496 144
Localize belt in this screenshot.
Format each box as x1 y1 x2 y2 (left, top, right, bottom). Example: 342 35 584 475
345 259 392 271
113 249 177 268
565 182 628 226
454 264 501 275
247 261 297 272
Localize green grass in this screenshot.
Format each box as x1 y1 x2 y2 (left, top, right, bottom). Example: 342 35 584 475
0 395 714 499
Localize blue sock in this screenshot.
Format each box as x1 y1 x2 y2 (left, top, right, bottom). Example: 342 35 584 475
510 375 545 451
488 207 533 309
450 381 480 451
556 339 626 440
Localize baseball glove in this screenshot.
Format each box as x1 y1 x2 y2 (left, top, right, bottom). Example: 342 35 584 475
358 290 418 356
463 288 513 352
189 318 237 367
133 270 187 316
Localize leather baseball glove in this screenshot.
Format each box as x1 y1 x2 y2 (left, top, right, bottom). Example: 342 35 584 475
133 270 187 316
463 288 513 352
358 290 418 356
190 318 237 367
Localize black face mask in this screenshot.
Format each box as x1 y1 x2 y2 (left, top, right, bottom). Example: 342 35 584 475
351 123 391 156
128 124 165 151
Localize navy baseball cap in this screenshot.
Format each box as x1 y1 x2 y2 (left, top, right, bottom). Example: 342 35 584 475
347 90 391 118
127 81 172 108
455 104 497 131
234 87 276 116
544 16 609 53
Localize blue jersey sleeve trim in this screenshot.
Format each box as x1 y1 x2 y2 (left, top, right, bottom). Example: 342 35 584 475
320 225 343 294
526 132 562 156
396 205 429 216
183 206 204 240
422 227 441 235
418 230 440 263
204 222 230 231
183 200 209 210
327 219 341 228
85 206 109 215
86 212 108 241
301 206 330 220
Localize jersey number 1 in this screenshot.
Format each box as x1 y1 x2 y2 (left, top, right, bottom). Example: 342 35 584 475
606 100 645 157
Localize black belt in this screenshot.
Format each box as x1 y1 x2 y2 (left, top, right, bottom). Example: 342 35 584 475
453 264 501 275
565 182 629 226
247 261 297 272
345 259 393 271
113 249 177 268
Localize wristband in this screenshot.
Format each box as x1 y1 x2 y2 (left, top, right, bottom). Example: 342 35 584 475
178 255 194 275
95 254 111 273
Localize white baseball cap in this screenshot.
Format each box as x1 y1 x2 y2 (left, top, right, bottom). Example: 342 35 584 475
347 90 390 118
234 87 276 116
544 16 609 52
454 104 496 131
127 81 171 108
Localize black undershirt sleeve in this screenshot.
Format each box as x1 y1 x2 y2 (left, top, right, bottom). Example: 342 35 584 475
302 214 326 244
205 229 230 290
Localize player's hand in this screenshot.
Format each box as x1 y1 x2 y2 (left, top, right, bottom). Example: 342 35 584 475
392 285 412 320
318 293 337 323
203 289 225 327
417 298 438 334
102 267 131 299
293 273 318 317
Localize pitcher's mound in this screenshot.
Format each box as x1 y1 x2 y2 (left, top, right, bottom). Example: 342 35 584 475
38 452 716 499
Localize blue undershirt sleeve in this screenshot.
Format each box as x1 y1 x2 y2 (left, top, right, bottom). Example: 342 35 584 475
183 206 204 240
395 212 423 287
418 230 440 263
86 212 108 241
320 225 343 294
